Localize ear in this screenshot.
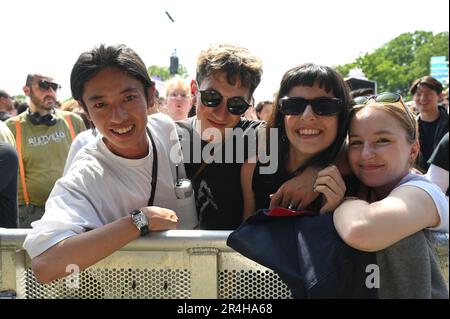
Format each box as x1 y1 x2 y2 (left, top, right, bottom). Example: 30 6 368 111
409 139 420 164
147 86 156 108
190 79 198 105
23 85 30 97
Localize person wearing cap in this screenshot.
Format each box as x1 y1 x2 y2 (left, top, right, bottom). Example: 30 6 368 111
0 89 15 121
5 74 86 227
410 76 449 172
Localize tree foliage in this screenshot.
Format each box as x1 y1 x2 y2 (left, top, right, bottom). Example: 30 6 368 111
334 31 449 98
147 64 188 81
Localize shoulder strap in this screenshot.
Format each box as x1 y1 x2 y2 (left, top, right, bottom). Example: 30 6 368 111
65 114 76 141
14 120 30 205
147 127 158 206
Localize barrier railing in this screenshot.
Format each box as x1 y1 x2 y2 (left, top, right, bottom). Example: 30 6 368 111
0 229 448 299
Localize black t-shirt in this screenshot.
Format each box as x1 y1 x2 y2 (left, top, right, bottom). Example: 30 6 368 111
428 132 449 195
0 142 19 228
176 117 261 230
418 118 439 169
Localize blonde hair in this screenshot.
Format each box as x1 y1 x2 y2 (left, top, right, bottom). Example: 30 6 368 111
165 76 191 97
353 101 418 144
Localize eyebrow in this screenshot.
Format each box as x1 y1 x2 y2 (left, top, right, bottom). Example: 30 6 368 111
87 87 140 101
349 130 396 138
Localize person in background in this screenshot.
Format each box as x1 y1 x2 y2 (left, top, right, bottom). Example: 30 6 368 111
0 89 16 121
410 76 448 172
165 76 192 121
61 99 91 130
255 100 273 122
5 73 86 227
426 132 448 197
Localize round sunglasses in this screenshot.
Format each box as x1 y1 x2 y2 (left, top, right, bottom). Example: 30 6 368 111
278 96 343 116
200 89 251 115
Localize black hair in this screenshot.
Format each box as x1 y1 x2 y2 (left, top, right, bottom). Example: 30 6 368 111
267 63 352 171
70 44 154 113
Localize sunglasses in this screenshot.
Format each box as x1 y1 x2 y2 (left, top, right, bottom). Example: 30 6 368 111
353 92 416 137
37 79 61 91
200 89 251 115
278 96 343 116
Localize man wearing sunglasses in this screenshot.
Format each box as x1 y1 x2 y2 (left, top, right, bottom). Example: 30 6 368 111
176 44 318 230
5 73 86 228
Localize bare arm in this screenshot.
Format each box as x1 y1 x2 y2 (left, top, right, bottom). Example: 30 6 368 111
32 206 178 283
241 160 257 221
269 166 320 210
333 186 440 252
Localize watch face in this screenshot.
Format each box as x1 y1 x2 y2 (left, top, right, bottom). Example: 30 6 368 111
133 212 148 228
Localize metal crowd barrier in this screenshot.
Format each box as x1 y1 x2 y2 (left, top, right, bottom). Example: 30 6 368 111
0 229 448 299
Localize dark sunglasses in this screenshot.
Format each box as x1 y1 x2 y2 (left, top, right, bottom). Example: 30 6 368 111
38 79 61 91
278 96 343 116
200 89 250 115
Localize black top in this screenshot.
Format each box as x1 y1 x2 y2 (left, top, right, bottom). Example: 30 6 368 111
176 117 261 230
417 106 449 172
428 132 449 195
252 160 323 213
0 142 19 228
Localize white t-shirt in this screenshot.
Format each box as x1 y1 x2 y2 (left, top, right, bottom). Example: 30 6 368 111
400 173 448 233
24 113 197 259
63 129 100 175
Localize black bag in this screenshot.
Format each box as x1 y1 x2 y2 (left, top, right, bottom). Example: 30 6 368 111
227 209 378 298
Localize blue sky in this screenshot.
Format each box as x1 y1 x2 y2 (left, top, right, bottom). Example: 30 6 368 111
1 0 449 103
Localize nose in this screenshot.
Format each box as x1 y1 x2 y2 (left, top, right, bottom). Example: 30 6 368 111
212 99 229 119
361 142 375 159
300 104 317 120
110 103 128 123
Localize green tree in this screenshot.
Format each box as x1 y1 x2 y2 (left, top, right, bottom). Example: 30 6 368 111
147 64 188 81
335 31 449 98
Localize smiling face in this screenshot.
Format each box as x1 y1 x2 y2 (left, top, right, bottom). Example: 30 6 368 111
195 71 251 141
348 107 419 191
284 83 338 164
81 67 149 159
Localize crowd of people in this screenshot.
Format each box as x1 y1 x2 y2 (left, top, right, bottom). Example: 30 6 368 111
0 43 448 298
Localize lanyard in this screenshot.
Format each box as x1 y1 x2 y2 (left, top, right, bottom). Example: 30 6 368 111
146 127 158 206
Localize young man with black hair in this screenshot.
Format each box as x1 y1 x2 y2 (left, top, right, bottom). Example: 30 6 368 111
23 44 194 283
410 76 449 172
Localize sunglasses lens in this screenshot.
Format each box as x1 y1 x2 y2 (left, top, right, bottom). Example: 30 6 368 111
311 98 342 116
227 97 249 115
38 80 50 90
201 90 222 107
375 92 400 103
353 96 369 105
279 98 306 115
38 80 59 91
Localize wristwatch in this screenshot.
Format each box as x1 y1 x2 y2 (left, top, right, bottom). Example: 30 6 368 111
130 209 149 236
